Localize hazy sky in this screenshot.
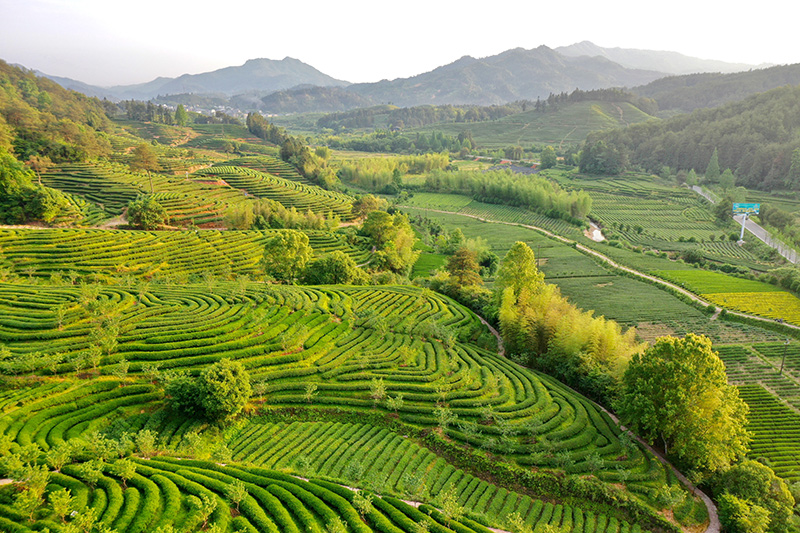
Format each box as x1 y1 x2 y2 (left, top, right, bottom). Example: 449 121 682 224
2 0 799 86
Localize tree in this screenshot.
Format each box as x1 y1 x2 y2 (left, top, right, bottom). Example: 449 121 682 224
174 104 189 127
113 458 136 489
494 242 544 299
711 460 794 533
226 479 248 512
539 146 557 170
127 195 169 230
705 147 721 183
129 143 159 174
720 168 736 191
301 250 368 285
616 334 750 473
49 487 74 523
445 247 483 287
786 147 800 188
200 359 252 422
351 194 386 219
260 230 313 282
361 211 419 274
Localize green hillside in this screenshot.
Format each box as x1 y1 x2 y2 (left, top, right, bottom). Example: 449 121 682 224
409 101 655 149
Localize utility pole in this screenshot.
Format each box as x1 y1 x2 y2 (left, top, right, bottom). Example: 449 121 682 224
779 338 790 375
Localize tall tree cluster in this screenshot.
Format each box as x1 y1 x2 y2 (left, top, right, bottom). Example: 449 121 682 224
496 242 642 403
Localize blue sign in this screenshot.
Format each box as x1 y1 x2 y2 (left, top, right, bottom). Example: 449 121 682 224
733 203 760 215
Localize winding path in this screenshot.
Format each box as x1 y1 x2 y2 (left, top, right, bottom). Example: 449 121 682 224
403 206 800 335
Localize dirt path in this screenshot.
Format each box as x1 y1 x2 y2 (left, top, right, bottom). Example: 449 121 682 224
475 313 505 357
402 206 800 334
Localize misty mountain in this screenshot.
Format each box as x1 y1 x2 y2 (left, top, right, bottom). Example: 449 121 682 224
556 41 768 75
345 46 666 107
39 57 349 101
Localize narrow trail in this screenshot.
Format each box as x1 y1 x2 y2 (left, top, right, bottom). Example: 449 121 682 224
400 206 739 533
402 206 800 334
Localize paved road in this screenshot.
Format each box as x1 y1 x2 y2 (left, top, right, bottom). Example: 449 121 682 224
691 185 798 264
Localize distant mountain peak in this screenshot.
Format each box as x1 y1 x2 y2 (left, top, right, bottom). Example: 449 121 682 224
556 41 765 75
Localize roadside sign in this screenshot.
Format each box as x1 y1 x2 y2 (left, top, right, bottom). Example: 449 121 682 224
733 203 760 215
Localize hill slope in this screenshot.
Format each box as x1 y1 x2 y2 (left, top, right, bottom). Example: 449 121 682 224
632 62 800 113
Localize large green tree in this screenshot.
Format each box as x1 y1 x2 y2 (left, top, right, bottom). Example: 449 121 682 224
200 359 252 422
126 195 169 230
360 211 419 274
616 333 750 473
261 230 313 282
129 143 159 174
705 147 721 183
301 250 368 285
712 460 794 533
539 146 558 170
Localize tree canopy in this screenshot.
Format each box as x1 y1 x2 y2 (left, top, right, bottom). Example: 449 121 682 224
616 333 750 473
712 459 794 533
301 250 368 285
126 195 169 230
260 230 313 282
360 211 419 274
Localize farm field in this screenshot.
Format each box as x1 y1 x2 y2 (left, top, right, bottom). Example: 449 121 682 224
653 269 800 326
711 343 800 481
228 418 680 533
402 203 781 344
38 157 353 228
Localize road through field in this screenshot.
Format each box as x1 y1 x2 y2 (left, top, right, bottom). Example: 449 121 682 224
403 206 800 335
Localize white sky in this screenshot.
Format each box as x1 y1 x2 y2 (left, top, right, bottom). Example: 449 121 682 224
2 0 799 87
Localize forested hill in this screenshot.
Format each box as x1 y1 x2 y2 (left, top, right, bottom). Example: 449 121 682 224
0 60 113 161
581 83 800 190
632 63 800 113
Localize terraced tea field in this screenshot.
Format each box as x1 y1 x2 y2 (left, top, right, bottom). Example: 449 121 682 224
0 283 674 480
0 228 371 282
228 420 658 533
714 344 800 481
0 278 704 531
199 166 355 221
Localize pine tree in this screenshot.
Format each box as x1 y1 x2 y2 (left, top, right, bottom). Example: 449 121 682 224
705 148 721 183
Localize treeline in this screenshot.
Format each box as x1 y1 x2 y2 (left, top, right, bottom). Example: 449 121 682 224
423 169 592 222
0 147 77 224
579 84 800 190
325 130 469 155
464 242 643 405
316 90 655 132
533 88 657 116
246 112 288 145
337 154 451 192
0 60 112 163
245 113 337 188
317 102 529 131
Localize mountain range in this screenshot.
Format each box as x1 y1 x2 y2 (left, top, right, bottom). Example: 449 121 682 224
30 42 769 112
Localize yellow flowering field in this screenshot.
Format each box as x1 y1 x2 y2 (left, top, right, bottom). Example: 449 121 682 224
703 291 800 326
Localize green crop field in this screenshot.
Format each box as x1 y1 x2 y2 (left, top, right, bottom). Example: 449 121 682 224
0 228 371 282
